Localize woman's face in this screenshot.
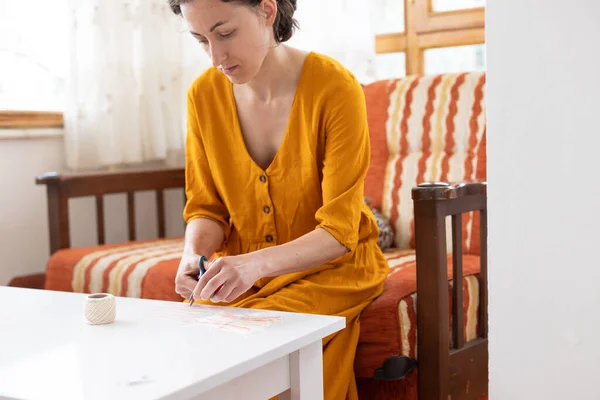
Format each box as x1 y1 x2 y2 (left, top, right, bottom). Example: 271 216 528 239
181 0 276 84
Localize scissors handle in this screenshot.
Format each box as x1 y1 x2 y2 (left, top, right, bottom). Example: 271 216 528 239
198 255 208 275
188 255 209 306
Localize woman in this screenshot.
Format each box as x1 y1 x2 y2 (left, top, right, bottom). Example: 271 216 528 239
170 0 389 398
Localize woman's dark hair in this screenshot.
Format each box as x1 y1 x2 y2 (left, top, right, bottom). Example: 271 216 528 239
168 0 298 43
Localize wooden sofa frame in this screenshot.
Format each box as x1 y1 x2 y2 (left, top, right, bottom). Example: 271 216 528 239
14 165 488 400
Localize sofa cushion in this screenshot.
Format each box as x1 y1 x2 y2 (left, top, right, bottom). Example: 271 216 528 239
45 239 482 380
45 238 184 301
363 73 487 254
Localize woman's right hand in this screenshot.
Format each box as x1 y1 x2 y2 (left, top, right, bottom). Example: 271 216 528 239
175 217 226 299
175 253 207 299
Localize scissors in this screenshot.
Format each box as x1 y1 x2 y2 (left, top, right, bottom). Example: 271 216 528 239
187 255 208 306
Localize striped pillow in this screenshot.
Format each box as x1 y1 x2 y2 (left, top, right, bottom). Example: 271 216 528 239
363 73 486 254
364 197 394 251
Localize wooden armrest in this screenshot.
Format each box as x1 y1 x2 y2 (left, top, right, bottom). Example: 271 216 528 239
36 165 186 254
411 181 486 201
412 180 488 400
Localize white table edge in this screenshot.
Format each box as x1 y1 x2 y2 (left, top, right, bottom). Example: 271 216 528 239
162 316 346 399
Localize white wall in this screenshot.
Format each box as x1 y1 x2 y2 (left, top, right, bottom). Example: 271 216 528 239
0 133 184 286
0 135 64 285
487 1 600 399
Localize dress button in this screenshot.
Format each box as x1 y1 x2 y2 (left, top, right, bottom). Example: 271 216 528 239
259 175 267 183
265 235 273 243
263 206 270 214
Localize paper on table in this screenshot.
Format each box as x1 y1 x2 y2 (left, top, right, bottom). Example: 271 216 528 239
194 311 282 334
151 304 283 334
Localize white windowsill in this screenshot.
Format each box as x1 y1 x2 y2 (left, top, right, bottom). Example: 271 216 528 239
0 128 64 140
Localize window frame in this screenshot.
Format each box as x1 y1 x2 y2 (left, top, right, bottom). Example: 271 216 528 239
375 0 485 75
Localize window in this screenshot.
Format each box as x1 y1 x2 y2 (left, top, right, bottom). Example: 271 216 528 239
376 52 407 81
0 0 68 128
374 0 485 79
424 44 485 75
372 0 405 34
432 0 485 12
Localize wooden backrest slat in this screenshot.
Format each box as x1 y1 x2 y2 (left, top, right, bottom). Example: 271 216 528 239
479 209 488 338
95 195 105 245
156 190 166 238
127 192 136 241
451 214 465 349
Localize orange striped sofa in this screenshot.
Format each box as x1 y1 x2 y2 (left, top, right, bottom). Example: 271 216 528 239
25 71 487 400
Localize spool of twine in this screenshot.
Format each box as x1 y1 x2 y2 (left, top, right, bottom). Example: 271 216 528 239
84 293 116 325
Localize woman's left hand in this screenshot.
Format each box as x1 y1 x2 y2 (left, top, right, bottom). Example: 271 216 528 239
192 254 264 303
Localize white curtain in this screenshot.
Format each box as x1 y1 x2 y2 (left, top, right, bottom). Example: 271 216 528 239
64 0 201 170
63 0 375 170
290 0 377 84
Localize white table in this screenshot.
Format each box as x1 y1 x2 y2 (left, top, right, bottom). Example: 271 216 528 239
0 287 345 400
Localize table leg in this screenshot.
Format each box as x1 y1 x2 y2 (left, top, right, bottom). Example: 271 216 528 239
279 340 323 400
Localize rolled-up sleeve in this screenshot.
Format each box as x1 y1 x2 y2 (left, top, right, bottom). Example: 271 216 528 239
315 76 370 253
182 89 231 240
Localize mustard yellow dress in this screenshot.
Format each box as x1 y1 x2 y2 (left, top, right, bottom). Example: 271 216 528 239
183 52 389 400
